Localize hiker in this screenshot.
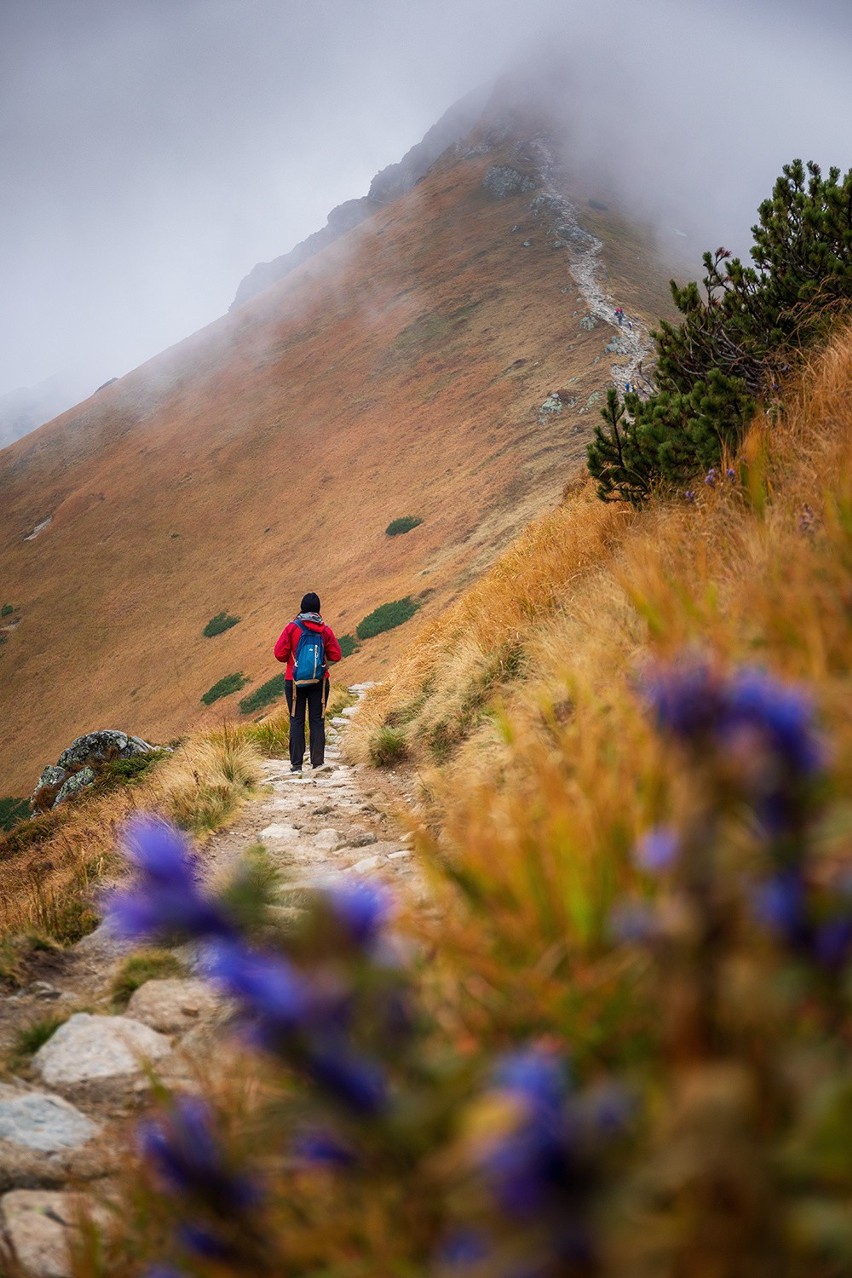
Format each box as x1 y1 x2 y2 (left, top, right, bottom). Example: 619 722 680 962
615 306 624 326
273 592 342 774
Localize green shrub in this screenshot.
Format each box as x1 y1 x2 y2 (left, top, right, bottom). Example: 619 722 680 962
101 751 168 786
201 672 250 706
338 634 360 658
356 597 420 641
385 516 423 537
0 810 65 861
239 675 287 715
588 159 852 502
1 604 14 617
111 950 188 1008
203 611 241 638
369 727 408 768
0 797 29 832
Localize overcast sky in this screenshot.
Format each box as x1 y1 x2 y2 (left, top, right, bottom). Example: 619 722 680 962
1 0 850 400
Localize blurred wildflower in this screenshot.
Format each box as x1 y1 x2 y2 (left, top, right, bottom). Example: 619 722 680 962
635 826 679 873
138 1097 259 1213
292 1127 357 1168
726 467 736 481
205 940 308 1042
326 879 391 950
704 468 717 487
684 489 696 502
107 816 234 943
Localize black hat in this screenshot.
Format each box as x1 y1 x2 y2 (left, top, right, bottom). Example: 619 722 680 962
300 592 321 613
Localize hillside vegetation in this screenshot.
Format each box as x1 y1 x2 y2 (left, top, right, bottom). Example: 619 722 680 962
73 327 852 1277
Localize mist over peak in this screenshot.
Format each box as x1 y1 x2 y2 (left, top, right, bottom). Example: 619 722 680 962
0 0 849 405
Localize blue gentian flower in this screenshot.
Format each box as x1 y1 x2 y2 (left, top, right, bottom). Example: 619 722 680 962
326 880 390 949
635 826 679 872
206 941 308 1040
108 817 234 942
138 1097 259 1213
306 1042 388 1114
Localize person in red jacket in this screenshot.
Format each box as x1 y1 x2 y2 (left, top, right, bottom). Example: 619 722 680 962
273 592 342 773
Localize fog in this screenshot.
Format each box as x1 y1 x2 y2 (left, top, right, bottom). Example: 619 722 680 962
1 0 850 402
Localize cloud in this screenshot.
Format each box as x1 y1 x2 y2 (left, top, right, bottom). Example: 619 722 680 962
0 0 849 398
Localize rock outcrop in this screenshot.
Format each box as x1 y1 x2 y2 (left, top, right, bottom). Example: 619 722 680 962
30 731 158 812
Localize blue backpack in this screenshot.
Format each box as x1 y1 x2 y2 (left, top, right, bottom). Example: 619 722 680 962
292 620 326 686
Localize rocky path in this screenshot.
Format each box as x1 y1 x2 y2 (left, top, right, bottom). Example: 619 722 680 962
0 686 419 1277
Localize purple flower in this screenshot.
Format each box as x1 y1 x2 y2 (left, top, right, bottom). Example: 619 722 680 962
814 915 852 969
325 880 390 949
107 817 234 942
635 826 678 873
684 489 696 503
293 1128 357 1168
206 941 308 1040
138 1097 259 1214
726 467 736 481
643 663 722 741
704 468 717 487
438 1229 490 1266
609 901 658 944
754 869 807 939
493 1048 566 1118
306 1042 388 1114
176 1223 234 1261
724 670 824 778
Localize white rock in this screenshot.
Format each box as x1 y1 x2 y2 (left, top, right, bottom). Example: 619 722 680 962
312 828 343 850
387 849 412 861
259 822 301 841
0 1087 99 1153
33 1014 171 1088
350 854 383 875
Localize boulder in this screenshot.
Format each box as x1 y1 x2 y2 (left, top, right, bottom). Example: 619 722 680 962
53 767 96 807
0 1086 99 1154
125 979 222 1035
56 730 154 772
1 1189 108 1278
29 766 69 812
32 1014 171 1089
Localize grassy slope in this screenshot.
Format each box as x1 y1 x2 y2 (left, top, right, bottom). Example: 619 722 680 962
0 143 675 798
351 324 852 933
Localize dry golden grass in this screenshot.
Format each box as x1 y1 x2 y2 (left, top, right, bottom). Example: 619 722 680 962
359 324 852 1050
0 727 264 941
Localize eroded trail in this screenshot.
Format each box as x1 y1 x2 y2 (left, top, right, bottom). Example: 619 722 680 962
0 687 420 1276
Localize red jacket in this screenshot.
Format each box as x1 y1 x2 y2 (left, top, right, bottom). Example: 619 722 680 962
273 616 342 680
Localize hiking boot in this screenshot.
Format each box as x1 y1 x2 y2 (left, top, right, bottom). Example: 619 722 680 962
290 766 303 774
313 763 332 773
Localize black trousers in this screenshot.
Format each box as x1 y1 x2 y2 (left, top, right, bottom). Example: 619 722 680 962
285 679 329 768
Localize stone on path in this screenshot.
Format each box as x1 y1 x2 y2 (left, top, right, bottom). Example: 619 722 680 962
1 1189 104 1278
33 1014 171 1089
312 828 344 851
0 1087 99 1154
259 822 300 841
125 979 222 1035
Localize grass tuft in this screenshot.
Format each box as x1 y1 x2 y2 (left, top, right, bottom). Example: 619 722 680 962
239 675 287 715
369 727 408 768
111 949 188 1008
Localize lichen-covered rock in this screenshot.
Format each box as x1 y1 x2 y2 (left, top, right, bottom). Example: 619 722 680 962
605 337 631 356
580 315 598 332
52 767 96 806
482 165 538 200
29 766 69 812
56 730 154 772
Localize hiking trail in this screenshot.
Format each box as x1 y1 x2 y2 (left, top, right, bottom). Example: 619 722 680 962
0 684 420 1277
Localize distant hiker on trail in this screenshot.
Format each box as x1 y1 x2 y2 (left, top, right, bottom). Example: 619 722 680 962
615 306 624 326
273 592 342 774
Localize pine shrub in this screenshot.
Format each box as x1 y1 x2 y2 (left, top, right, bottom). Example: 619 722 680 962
385 516 423 537
338 634 360 658
203 611 241 638
239 675 287 715
589 159 852 502
356 597 420 640
201 673 249 706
